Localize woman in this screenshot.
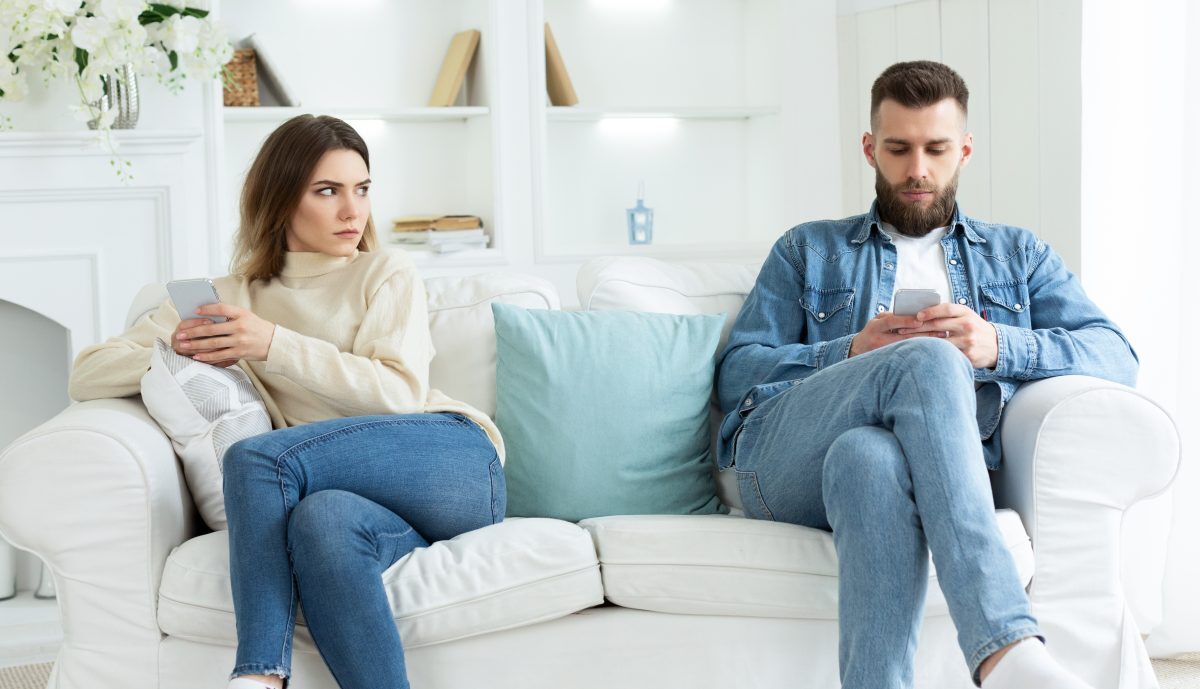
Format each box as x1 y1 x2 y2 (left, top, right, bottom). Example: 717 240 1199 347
69 114 505 689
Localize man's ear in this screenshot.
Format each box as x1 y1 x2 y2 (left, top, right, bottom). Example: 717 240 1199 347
960 132 974 167
862 132 877 169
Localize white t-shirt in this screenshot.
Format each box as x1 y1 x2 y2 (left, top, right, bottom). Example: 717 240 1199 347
883 223 952 309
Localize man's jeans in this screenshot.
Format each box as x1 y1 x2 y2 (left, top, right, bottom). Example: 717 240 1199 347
730 338 1040 688
222 413 505 689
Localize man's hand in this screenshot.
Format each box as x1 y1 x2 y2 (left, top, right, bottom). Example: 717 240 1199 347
174 304 276 364
849 312 927 357
895 304 999 369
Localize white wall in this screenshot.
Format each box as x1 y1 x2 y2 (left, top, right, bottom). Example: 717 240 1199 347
1079 0 1199 657
837 0 1082 274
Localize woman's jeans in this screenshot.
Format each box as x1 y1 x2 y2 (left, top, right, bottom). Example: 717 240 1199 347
222 413 505 689
730 338 1040 688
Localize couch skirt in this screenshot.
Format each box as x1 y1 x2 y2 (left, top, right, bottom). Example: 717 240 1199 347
153 605 978 689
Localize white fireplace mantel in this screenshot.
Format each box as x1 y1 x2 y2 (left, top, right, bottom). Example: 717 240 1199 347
0 128 217 358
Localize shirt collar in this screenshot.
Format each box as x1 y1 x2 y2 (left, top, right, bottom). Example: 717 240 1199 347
852 201 986 244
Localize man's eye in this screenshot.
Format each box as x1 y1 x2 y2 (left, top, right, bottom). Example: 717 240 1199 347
928 148 947 155
887 148 908 155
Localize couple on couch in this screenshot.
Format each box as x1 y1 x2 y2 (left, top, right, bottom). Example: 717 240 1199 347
67 61 1136 689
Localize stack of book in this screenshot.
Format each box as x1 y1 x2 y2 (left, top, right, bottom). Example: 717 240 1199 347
390 215 488 253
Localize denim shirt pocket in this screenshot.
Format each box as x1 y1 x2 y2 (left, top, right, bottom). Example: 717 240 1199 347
978 280 1032 328
799 287 856 340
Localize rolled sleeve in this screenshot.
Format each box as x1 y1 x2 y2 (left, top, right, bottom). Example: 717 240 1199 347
988 322 1036 380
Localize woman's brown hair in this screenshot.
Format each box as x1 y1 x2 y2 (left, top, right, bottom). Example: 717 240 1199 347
231 114 377 281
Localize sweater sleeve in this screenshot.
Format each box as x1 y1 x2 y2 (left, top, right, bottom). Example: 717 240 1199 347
68 300 180 401
262 268 434 417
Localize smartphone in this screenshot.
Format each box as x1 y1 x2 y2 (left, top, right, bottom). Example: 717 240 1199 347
893 288 942 316
166 278 226 323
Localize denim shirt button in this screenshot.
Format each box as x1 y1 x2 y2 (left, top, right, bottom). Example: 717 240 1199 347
1014 303 1023 311
957 298 967 305
743 398 753 407
950 259 958 265
884 262 894 269
877 304 886 313
817 312 826 319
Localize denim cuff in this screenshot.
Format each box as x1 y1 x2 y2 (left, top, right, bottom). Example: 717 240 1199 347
968 627 1044 686
819 334 856 368
231 664 290 682
990 323 1036 379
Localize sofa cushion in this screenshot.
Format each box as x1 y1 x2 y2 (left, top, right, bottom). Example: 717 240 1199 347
578 509 1034 619
577 257 759 514
494 304 725 522
424 271 560 418
157 517 603 649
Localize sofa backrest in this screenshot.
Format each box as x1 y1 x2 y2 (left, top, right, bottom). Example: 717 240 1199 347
424 272 559 417
127 270 561 418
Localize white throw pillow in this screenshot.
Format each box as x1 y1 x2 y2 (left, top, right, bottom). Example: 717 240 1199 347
140 339 272 530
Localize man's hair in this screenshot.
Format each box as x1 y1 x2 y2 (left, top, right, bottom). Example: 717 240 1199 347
870 60 968 130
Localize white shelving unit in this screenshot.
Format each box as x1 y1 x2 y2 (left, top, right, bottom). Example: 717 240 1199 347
531 0 842 263
216 0 501 270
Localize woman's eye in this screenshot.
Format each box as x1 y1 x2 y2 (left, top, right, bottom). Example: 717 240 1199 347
317 188 335 196
356 186 370 197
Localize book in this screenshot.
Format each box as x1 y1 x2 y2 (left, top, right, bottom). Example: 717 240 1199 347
239 33 300 107
429 29 481 107
544 23 578 106
393 215 483 232
392 228 487 244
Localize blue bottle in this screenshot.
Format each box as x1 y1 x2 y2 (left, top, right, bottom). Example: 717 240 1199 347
626 181 654 245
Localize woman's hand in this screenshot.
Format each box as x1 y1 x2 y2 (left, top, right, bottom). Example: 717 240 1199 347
174 304 277 364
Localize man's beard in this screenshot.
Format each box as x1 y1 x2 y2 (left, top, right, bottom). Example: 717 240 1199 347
874 168 960 238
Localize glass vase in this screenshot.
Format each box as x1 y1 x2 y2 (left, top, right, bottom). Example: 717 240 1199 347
88 63 140 130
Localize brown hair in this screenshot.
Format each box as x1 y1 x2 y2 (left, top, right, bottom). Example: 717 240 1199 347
870 60 968 130
231 114 376 281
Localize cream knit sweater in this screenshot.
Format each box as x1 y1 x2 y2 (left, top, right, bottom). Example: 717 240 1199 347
69 249 504 461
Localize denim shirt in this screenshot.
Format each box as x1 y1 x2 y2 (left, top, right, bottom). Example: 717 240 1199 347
715 203 1138 470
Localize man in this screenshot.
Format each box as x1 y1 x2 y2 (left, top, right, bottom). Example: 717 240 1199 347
715 61 1136 689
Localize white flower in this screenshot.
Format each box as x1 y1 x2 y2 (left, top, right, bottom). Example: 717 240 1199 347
96 0 144 23
157 13 201 55
0 62 29 101
42 0 84 15
70 15 112 52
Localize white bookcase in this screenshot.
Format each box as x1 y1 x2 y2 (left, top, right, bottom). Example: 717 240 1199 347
217 0 500 268
532 0 842 262
212 0 845 278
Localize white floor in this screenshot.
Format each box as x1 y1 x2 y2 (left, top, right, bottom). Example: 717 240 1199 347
0 592 60 668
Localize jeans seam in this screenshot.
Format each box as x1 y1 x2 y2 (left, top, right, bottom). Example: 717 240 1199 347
276 417 470 463
736 469 775 521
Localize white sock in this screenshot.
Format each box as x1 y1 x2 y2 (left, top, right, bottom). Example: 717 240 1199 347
227 678 280 689
981 638 1095 689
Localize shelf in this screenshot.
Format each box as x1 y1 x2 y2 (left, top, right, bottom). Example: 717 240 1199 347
224 107 491 123
385 245 504 268
547 106 779 121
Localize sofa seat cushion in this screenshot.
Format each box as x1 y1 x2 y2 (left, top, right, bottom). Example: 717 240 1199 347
158 517 603 649
578 509 1033 619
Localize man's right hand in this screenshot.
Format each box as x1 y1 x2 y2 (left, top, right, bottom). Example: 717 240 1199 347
849 311 931 357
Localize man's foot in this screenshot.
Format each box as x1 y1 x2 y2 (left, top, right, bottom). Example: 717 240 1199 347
981 638 1095 689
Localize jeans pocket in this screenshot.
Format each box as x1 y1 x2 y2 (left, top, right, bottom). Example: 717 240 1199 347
488 457 506 523
736 470 775 521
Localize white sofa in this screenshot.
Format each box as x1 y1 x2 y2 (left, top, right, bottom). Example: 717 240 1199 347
0 256 1182 689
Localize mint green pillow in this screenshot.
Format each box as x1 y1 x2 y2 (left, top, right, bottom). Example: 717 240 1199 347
493 303 725 521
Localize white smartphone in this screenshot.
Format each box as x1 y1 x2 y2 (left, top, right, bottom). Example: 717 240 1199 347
166 278 226 323
893 288 942 316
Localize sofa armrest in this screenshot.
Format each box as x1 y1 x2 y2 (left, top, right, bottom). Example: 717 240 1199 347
995 375 1180 689
0 397 199 689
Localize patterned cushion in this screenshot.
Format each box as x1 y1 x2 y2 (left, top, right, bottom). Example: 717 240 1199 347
140 339 271 530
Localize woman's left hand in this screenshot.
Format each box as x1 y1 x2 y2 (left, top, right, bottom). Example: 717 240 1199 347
176 304 277 364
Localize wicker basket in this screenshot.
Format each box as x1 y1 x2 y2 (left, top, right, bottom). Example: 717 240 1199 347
223 48 260 107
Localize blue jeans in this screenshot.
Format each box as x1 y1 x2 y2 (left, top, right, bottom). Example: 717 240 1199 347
222 413 504 689
730 338 1040 688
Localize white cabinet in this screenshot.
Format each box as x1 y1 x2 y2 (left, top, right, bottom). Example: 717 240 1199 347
532 0 842 261
217 0 500 267
214 1 845 276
